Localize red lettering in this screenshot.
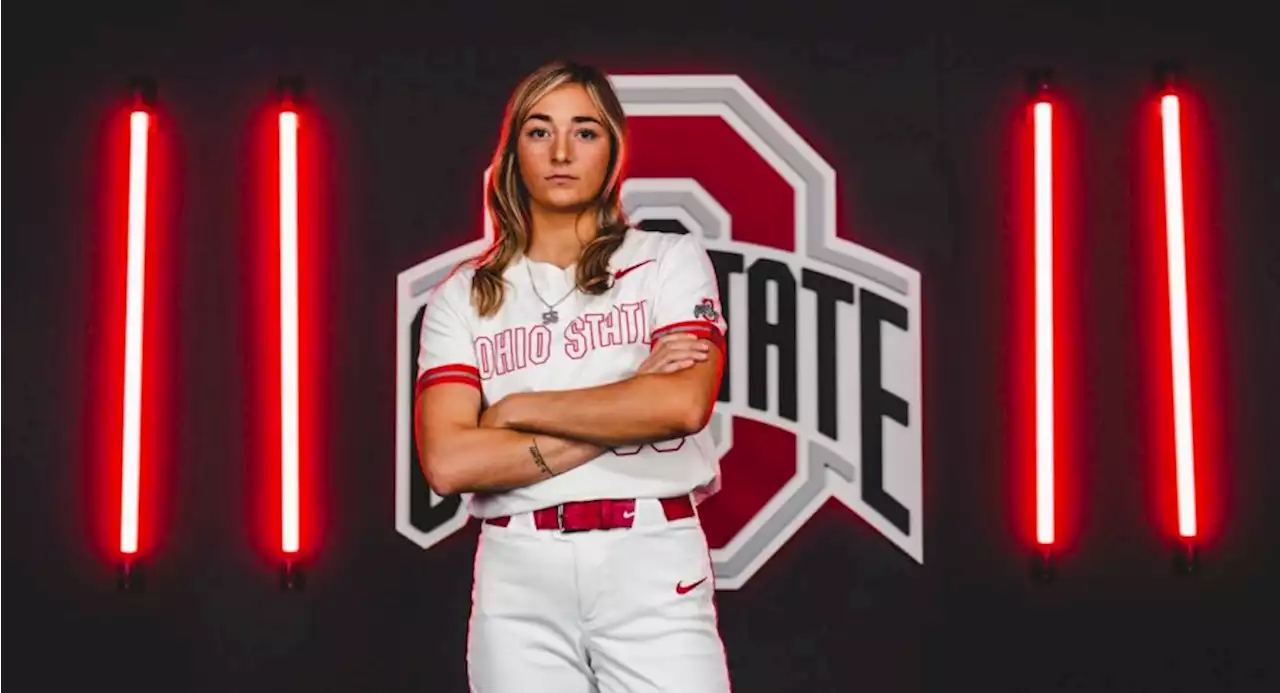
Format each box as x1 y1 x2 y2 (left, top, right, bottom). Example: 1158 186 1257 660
619 301 648 345
564 319 588 360
529 325 552 364
479 306 649 374
474 336 495 380
512 326 528 369
582 313 606 350
650 437 687 453
612 438 686 455
477 324 552 377
599 309 623 347
494 329 514 375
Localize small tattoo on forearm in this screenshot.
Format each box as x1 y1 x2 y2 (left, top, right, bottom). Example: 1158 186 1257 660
530 438 553 477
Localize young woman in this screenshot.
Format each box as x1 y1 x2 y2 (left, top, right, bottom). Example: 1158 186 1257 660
414 60 732 692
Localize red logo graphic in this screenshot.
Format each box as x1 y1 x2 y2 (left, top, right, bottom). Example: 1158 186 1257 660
612 259 655 281
675 577 708 594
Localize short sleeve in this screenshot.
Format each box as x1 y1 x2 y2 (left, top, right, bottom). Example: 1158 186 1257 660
650 234 728 352
415 276 481 400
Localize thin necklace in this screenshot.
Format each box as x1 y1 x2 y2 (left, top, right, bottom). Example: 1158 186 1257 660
525 260 578 325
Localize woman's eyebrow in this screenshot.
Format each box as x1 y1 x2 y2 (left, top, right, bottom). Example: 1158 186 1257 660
524 113 603 126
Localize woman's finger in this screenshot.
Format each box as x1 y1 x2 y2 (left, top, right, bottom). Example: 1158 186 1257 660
663 345 711 361
662 359 696 373
637 338 712 375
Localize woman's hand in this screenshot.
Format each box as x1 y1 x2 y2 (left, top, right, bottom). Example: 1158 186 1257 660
636 333 713 375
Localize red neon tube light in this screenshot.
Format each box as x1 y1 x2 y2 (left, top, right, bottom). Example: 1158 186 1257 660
120 107 151 558
1033 98 1055 548
279 108 301 557
1159 92 1198 541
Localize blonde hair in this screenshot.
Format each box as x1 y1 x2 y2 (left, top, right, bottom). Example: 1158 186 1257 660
466 60 630 317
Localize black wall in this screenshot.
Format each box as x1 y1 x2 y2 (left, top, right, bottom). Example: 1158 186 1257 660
7 2 1278 690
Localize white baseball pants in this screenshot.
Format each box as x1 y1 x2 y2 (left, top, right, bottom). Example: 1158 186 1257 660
466 498 732 692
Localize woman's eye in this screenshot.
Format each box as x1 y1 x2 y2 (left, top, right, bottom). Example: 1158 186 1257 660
577 129 600 141
527 128 549 139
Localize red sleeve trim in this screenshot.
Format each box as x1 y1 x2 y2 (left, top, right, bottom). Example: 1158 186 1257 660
651 321 726 353
415 364 482 400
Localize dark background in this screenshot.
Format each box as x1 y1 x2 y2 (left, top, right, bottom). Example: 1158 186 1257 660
7 1 1278 690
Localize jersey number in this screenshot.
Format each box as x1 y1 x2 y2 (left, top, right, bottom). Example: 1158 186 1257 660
611 437 687 456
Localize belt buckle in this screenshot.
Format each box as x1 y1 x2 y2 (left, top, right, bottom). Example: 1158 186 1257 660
557 504 584 533
558 501 597 533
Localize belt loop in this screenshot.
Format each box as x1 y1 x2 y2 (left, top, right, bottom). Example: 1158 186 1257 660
557 503 566 531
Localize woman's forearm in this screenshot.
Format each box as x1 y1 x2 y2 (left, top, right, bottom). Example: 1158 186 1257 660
498 370 715 448
421 426 605 496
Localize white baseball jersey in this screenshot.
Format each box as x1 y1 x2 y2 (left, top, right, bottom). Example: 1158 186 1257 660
415 228 728 520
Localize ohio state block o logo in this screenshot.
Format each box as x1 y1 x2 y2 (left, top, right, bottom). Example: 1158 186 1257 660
395 75 924 589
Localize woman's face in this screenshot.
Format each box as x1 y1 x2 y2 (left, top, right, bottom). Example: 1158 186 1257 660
516 82 612 215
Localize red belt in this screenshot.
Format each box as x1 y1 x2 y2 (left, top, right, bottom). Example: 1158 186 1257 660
484 495 694 532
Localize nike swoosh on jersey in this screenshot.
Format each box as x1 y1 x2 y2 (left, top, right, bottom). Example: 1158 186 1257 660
675 577 708 595
613 259 655 280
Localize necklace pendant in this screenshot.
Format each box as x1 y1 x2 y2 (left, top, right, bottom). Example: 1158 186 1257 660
541 309 559 325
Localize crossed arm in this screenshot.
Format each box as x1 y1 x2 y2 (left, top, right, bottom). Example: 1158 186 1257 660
414 335 722 497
